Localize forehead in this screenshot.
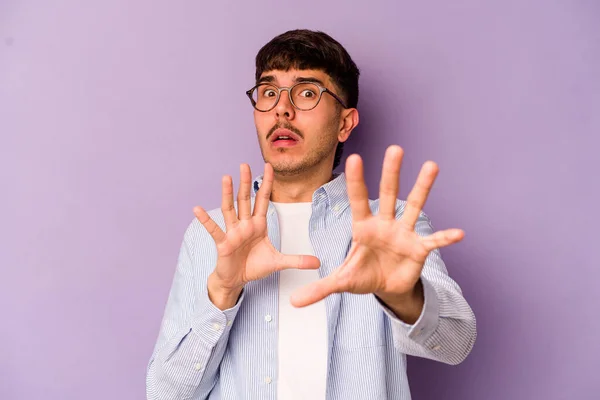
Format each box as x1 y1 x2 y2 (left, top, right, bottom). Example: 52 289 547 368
258 69 331 85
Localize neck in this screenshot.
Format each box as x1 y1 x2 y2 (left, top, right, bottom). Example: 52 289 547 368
270 167 335 203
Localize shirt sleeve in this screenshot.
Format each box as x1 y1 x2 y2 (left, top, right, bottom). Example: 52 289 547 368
376 209 477 365
146 219 244 400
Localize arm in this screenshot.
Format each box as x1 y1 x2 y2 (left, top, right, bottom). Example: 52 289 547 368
146 220 244 400
291 148 476 366
147 163 319 399
375 211 477 365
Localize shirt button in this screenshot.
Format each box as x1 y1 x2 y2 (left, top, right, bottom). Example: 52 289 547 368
212 323 222 331
264 376 272 384
431 344 442 351
333 205 340 211
194 363 202 371
264 315 272 322
226 320 233 326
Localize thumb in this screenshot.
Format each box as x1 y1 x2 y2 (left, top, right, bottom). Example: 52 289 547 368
290 275 341 308
275 253 321 271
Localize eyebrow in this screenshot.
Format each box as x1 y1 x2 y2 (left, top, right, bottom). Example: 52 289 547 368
257 75 326 86
257 75 275 84
295 76 325 86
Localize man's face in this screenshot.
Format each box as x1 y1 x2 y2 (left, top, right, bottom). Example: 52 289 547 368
253 69 344 176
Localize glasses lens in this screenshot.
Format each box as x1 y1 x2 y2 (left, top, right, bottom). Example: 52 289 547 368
252 84 279 111
291 83 321 110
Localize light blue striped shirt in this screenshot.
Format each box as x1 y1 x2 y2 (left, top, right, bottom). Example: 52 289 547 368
146 172 476 400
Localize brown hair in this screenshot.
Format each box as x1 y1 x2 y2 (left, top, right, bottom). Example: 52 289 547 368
255 29 360 169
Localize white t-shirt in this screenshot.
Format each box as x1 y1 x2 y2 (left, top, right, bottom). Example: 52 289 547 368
272 202 327 400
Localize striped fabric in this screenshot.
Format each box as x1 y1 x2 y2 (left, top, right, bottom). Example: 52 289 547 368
146 172 477 400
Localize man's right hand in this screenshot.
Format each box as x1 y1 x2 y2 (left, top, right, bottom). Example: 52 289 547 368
193 162 321 310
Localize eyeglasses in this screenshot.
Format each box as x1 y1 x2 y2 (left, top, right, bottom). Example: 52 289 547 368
246 82 348 112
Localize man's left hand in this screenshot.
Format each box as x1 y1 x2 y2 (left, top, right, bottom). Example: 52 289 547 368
290 145 465 321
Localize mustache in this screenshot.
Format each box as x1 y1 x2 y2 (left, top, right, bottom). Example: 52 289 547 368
266 123 303 140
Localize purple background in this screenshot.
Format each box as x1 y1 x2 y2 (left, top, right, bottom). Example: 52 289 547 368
2 1 599 399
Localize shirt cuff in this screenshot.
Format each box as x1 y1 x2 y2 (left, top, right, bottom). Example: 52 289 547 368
378 277 440 345
190 286 245 347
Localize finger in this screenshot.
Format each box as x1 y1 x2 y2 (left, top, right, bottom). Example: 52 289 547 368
345 154 372 221
290 275 343 308
275 253 321 272
378 145 404 220
421 229 465 253
252 163 273 217
237 164 252 220
401 161 439 230
193 206 226 244
221 175 237 230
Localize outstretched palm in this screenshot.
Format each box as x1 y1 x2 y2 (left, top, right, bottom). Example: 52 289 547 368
291 145 465 307
194 163 320 293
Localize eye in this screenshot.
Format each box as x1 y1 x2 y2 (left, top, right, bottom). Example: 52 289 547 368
299 89 316 98
262 89 277 98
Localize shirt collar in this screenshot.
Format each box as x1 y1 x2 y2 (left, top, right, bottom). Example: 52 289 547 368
252 172 350 218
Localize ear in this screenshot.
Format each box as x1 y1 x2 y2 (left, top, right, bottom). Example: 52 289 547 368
338 108 359 143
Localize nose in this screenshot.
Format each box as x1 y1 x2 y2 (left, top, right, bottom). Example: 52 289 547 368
274 88 296 121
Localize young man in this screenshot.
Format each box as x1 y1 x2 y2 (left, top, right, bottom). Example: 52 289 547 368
146 30 476 400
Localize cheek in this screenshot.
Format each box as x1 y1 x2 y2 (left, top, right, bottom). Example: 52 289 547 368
314 111 340 138
298 110 330 131
315 102 340 126
254 111 272 131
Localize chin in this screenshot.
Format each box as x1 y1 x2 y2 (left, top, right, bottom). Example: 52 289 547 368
268 158 309 176
270 161 302 174
264 149 303 165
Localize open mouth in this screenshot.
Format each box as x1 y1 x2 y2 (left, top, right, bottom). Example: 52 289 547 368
274 135 296 142
270 129 300 147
